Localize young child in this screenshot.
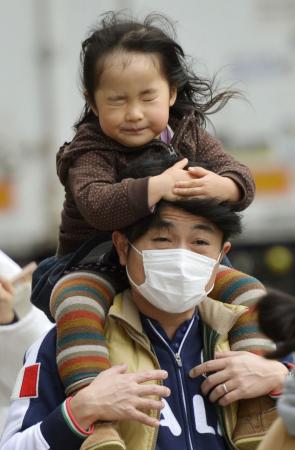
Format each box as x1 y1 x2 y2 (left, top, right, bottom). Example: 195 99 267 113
33 11 256 450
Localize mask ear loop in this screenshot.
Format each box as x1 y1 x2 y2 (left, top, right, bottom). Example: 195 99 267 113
125 265 141 289
205 251 223 293
126 242 144 289
128 241 142 256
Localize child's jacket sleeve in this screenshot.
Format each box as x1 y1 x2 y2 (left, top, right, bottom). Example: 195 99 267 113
195 128 255 211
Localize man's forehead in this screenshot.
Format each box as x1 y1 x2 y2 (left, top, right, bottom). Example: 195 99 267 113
153 206 217 233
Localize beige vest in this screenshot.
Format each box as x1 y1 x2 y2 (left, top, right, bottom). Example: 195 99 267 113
105 290 248 450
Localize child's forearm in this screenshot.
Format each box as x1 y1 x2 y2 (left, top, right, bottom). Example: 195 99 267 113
223 177 241 203
148 175 166 208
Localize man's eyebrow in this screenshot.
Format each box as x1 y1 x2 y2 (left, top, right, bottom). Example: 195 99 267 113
192 223 215 233
151 220 173 231
151 220 215 233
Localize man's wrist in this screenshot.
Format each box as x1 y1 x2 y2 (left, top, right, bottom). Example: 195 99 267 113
269 361 293 397
69 389 100 430
61 397 94 438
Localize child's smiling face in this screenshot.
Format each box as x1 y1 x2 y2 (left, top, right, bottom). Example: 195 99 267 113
91 51 177 148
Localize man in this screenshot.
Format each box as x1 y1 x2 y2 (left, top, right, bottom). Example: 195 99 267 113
0 160 289 450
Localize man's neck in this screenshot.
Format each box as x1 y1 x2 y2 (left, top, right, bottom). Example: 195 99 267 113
131 291 195 340
155 311 195 340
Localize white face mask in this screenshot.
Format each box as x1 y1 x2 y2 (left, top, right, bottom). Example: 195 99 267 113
126 244 221 313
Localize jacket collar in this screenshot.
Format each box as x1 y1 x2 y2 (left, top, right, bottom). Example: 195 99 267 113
109 289 247 337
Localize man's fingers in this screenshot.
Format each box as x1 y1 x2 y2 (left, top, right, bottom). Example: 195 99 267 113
136 398 165 412
138 383 170 398
201 371 229 396
132 410 160 427
206 379 235 403
215 351 245 358
189 358 227 378
136 370 168 384
218 388 240 407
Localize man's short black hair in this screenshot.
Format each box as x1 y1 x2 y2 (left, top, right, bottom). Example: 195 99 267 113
119 154 242 243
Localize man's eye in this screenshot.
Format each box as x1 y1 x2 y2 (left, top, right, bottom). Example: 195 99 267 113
194 240 209 246
152 237 170 242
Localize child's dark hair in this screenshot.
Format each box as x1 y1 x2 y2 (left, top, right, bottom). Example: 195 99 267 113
75 10 238 129
257 289 295 359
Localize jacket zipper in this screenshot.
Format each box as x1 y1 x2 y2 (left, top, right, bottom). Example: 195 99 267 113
147 318 196 450
167 144 177 156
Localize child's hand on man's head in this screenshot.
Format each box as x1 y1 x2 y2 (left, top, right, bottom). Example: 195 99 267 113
173 166 241 203
148 158 192 207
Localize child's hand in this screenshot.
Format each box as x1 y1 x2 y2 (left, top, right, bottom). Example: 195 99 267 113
0 277 15 324
148 158 192 207
173 166 241 203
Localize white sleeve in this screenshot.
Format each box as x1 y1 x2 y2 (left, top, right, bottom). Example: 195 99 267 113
0 337 50 450
0 331 85 450
0 413 49 450
0 307 53 433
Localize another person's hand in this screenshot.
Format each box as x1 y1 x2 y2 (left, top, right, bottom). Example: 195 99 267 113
0 276 15 324
71 365 171 428
189 350 288 406
173 166 241 203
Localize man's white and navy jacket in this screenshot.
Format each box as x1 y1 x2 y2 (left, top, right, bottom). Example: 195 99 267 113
0 327 87 450
0 290 254 450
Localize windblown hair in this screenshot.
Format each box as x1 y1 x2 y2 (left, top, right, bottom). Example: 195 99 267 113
257 289 295 359
75 10 239 129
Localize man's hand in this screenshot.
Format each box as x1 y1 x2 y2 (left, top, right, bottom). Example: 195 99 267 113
173 166 241 203
71 365 171 429
0 277 15 324
189 351 288 406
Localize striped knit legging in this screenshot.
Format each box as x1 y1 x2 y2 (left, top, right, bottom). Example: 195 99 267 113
210 265 274 356
50 270 116 396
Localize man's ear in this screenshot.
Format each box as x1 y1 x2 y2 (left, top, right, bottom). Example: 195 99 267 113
84 91 98 117
222 241 231 256
205 242 231 292
169 86 177 107
112 231 128 266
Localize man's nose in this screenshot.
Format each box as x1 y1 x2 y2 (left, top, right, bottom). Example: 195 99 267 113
178 243 192 251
